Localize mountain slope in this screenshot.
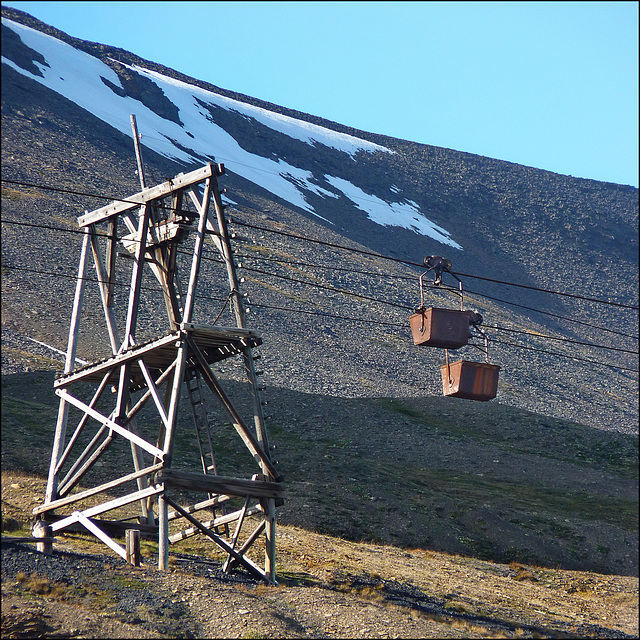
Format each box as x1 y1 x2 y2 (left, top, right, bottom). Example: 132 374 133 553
2 7 637 309
2 6 637 436
1 5 638 595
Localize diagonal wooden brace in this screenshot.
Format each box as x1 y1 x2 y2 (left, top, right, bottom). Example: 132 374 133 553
185 335 280 480
163 496 271 583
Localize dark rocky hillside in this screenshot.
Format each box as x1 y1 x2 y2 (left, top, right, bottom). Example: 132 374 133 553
2 4 637 436
1 8 638 638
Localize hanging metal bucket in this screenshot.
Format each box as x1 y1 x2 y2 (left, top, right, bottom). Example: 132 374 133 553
409 307 470 348
441 359 500 401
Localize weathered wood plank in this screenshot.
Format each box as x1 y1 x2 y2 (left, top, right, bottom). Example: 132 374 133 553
53 371 112 476
169 505 262 543
73 511 127 560
163 496 269 583
167 494 233 522
45 230 91 504
125 528 141 566
185 336 279 479
225 520 266 572
181 322 261 340
33 463 164 516
2 536 55 544
78 164 214 227
54 333 180 389
57 425 112 498
51 485 162 532
55 389 164 459
44 515 158 536
156 469 284 498
182 176 212 324
223 496 251 572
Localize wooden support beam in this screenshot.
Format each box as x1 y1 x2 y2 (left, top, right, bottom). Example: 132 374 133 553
225 521 267 573
158 493 169 571
54 333 181 389
51 485 162 532
180 322 261 341
79 164 215 227
45 229 90 504
263 497 277 582
223 495 251 572
73 511 127 560
156 469 284 499
185 335 280 480
169 505 262 543
126 529 141 566
126 359 178 423
211 167 245 328
105 218 118 307
34 463 163 516
116 203 151 420
182 176 212 323
89 227 121 353
167 494 233 522
57 429 114 498
53 370 112 476
44 515 158 537
130 114 147 190
33 521 53 555
137 358 170 428
55 389 164 459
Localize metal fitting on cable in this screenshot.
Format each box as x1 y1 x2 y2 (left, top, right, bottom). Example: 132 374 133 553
423 256 452 285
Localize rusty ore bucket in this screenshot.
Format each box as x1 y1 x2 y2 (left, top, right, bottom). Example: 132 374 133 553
409 308 470 348
441 359 500 401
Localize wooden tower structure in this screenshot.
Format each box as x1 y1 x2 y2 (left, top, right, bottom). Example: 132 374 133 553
33 144 282 583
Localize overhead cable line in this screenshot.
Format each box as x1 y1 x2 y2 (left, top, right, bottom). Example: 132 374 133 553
2 178 141 207
482 325 638 355
490 338 639 374
3 217 639 352
458 288 639 341
3 176 637 310
5 224 640 356
3 216 637 342
233 248 640 341
229 217 639 310
1 264 232 309
177 256 640 357
235 263 411 310
4 263 637 371
239 299 639 372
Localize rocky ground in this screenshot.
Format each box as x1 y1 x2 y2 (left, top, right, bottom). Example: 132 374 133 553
2 515 638 639
2 362 638 638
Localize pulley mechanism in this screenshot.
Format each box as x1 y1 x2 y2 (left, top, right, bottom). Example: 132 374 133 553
422 255 452 285
409 256 470 349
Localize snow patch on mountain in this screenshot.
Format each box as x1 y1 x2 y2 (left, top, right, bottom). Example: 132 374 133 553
325 176 463 249
131 65 390 158
2 17 462 248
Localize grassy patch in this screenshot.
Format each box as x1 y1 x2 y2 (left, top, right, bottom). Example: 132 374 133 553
382 398 639 477
380 465 637 531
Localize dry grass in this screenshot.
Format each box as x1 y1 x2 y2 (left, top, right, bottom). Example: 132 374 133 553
15 572 68 599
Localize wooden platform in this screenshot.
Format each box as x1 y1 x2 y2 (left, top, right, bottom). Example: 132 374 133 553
54 323 262 390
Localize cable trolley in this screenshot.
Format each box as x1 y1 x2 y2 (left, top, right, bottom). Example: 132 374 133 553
410 256 500 402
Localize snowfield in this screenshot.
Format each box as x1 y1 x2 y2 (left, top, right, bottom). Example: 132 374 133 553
2 17 462 249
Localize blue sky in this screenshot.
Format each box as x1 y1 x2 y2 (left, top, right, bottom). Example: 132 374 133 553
3 1 638 187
